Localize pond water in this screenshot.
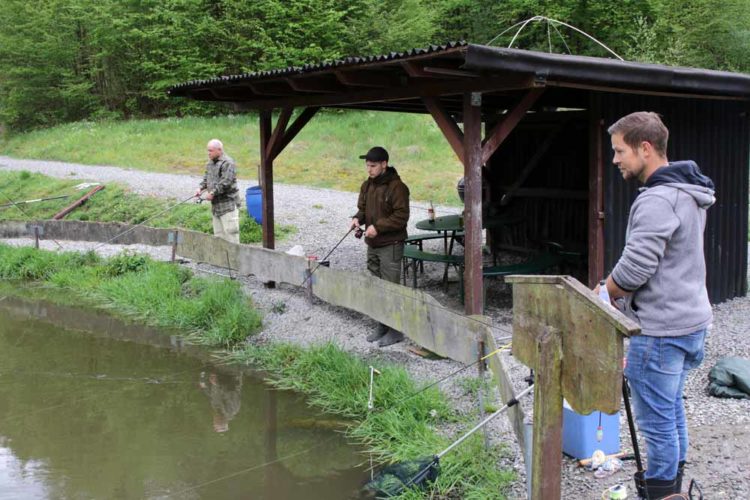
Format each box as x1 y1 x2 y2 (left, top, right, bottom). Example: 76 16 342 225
0 294 368 499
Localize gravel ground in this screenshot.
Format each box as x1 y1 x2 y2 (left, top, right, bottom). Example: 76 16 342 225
2 157 749 499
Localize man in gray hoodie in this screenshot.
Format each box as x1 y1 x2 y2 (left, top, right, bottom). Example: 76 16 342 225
599 112 715 499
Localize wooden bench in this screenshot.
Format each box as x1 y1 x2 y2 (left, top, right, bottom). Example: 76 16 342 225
482 251 563 278
402 245 463 293
405 232 463 273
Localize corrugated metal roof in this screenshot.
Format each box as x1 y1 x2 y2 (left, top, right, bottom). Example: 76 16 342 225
168 41 750 102
167 41 468 96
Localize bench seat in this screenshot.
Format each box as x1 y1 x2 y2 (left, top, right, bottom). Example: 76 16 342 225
482 252 563 277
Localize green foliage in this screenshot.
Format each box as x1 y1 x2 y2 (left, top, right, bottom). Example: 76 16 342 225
226 342 515 498
104 252 149 277
0 243 262 346
1 0 748 172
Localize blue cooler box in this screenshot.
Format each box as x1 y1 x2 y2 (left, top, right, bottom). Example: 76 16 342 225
562 400 620 459
245 186 263 224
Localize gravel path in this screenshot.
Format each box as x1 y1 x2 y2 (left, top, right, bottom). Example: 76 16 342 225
2 156 749 499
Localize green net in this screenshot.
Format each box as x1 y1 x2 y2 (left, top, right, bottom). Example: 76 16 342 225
362 457 440 498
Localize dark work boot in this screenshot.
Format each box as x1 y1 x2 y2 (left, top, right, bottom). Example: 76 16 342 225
643 476 681 499
378 329 404 347
366 323 389 343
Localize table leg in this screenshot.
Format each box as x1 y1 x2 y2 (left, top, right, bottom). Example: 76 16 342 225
442 231 456 290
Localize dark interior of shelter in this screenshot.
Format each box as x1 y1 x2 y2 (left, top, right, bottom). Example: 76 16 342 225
485 108 589 284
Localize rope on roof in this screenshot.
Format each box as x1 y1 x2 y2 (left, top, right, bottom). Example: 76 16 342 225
486 15 624 61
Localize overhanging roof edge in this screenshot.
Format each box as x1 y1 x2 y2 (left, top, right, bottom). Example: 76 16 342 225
463 44 750 98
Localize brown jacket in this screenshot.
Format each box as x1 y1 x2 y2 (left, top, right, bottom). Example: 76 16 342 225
354 167 409 247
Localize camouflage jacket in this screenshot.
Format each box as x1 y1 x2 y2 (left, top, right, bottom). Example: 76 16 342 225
200 154 240 216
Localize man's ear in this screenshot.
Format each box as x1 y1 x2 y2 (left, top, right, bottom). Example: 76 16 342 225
639 140 654 158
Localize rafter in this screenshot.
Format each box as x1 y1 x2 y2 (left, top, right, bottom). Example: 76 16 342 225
481 87 544 164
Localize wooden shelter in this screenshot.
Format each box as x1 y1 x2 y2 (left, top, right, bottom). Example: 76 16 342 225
169 42 750 313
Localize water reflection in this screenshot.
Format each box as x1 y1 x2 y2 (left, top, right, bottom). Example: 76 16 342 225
199 371 243 433
0 294 368 499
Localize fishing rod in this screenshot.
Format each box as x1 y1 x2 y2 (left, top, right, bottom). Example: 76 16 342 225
0 194 70 209
92 193 198 250
299 226 356 287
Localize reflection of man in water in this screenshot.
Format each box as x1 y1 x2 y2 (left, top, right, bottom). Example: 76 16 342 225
199 371 243 433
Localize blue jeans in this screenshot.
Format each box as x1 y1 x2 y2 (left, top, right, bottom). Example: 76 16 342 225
624 329 707 481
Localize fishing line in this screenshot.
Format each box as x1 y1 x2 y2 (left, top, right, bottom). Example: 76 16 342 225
92 193 198 250
0 362 210 423
167 435 340 497
371 342 514 414
0 188 66 250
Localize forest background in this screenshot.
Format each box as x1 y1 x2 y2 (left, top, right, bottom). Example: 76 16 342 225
1 0 749 133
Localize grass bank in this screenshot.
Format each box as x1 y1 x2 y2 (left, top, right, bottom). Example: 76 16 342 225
0 112 464 205
225 343 515 499
0 170 294 244
0 244 262 347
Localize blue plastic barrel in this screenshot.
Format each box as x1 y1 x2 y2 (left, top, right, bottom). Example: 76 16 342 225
245 186 263 224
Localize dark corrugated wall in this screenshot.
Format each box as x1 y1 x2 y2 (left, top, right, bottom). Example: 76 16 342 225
599 93 749 303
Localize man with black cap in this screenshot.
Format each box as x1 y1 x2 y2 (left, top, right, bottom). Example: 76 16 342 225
350 146 410 347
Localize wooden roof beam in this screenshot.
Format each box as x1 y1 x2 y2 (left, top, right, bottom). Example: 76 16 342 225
422 96 464 164
333 70 405 88
285 77 341 93
247 82 295 97
266 107 293 160
482 87 545 164
401 61 440 78
268 107 320 160
423 66 479 78
252 74 537 110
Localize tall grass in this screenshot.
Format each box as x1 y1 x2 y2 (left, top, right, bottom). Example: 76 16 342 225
226 342 515 498
0 171 294 243
0 112 465 205
0 244 261 347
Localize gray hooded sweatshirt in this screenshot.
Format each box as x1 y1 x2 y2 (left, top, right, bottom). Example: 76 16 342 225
611 160 715 337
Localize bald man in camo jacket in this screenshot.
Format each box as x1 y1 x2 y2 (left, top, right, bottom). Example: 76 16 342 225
196 139 240 243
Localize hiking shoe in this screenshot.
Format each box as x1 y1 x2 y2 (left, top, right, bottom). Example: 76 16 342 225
378 330 404 347
367 323 389 343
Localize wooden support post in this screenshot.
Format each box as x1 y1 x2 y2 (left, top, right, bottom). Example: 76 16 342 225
463 92 483 315
33 225 40 249
588 94 605 287
260 111 276 287
530 327 563 500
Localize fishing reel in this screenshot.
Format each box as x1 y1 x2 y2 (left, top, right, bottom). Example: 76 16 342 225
354 227 364 239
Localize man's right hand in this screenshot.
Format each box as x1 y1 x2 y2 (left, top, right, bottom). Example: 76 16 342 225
350 218 360 231
195 188 203 198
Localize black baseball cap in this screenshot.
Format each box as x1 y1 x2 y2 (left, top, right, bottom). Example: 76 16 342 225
359 146 389 163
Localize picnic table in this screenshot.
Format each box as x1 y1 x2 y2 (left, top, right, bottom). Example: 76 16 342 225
408 213 526 288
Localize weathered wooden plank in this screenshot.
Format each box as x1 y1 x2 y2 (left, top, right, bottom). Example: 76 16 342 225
313 265 481 364
531 327 562 500
508 274 640 415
